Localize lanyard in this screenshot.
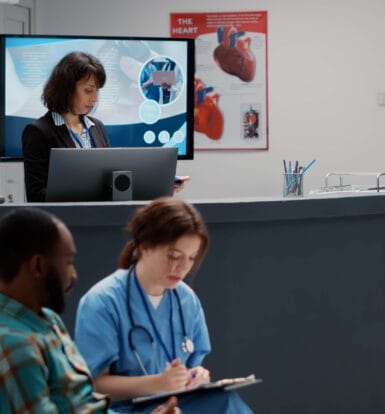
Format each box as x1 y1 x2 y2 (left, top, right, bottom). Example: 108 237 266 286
68 127 92 148
132 269 177 363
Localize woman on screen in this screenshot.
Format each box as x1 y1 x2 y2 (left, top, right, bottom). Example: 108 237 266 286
75 197 253 414
22 51 110 202
22 51 187 203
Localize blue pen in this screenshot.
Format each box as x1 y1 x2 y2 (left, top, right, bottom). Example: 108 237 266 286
301 159 316 174
286 161 292 186
217 26 224 44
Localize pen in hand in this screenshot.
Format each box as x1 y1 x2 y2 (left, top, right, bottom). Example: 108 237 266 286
186 366 211 389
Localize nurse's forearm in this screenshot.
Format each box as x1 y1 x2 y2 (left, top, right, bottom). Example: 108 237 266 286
94 373 166 400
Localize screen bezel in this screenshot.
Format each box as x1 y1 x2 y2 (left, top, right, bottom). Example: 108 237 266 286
0 34 195 160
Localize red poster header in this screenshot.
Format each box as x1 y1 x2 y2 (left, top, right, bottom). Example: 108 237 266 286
170 11 267 38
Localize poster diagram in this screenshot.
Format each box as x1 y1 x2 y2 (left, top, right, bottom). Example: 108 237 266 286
170 11 268 150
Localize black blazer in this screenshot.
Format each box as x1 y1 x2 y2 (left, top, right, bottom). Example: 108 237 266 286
22 111 110 202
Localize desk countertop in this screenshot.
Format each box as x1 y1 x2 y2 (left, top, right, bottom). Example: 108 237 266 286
1 193 385 226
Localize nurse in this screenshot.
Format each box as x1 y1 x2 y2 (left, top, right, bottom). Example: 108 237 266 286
75 197 253 414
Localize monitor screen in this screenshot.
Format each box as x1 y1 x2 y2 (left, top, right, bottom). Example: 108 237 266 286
0 35 194 159
46 147 178 202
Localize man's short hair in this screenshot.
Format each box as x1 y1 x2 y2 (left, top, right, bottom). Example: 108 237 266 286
0 208 61 282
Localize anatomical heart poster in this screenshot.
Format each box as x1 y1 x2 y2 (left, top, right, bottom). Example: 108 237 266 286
170 11 268 150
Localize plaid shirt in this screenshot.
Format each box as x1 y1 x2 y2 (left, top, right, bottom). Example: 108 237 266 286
0 293 111 413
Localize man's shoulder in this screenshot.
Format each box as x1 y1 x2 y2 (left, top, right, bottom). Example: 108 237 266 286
0 322 46 363
0 307 61 352
0 312 35 339
0 323 29 344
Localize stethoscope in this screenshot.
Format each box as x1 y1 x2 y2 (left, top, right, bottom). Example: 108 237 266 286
126 266 195 375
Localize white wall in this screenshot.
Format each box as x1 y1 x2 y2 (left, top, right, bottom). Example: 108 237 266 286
32 0 385 198
0 163 24 203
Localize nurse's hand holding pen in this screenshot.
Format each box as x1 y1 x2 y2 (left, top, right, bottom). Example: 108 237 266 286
161 358 211 391
186 366 211 389
161 358 190 392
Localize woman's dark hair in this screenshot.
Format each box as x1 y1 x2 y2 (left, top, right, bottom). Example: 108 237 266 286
119 197 209 273
43 51 106 113
0 208 61 283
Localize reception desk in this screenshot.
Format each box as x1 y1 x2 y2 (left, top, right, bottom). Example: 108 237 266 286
1 194 385 413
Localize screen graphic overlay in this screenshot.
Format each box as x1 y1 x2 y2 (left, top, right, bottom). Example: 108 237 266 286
2 35 194 159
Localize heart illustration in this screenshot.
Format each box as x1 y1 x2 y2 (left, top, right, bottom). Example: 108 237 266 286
194 78 223 140
213 26 255 82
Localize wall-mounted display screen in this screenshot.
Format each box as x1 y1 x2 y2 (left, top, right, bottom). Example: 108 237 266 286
0 35 194 159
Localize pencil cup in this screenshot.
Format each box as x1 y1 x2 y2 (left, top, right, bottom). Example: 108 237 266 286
283 173 304 197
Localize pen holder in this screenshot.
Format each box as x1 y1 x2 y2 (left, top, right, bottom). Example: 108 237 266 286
283 173 304 197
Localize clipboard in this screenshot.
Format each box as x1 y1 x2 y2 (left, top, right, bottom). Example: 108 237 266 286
152 70 176 86
132 374 262 406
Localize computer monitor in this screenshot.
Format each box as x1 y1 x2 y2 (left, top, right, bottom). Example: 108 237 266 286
0 34 194 159
45 147 178 202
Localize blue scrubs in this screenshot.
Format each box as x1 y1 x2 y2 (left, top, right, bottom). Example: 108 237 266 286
140 64 160 102
75 268 254 414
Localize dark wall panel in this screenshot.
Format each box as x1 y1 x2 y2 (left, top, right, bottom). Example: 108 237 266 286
2 196 385 412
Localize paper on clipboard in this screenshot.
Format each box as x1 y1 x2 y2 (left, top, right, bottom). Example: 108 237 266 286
152 70 176 86
132 374 262 406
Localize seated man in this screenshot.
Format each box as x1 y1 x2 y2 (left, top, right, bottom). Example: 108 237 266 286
0 208 178 414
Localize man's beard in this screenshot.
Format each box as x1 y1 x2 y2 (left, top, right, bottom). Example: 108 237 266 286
44 266 66 314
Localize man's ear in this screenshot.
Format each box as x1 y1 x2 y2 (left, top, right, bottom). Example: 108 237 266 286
28 254 48 280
